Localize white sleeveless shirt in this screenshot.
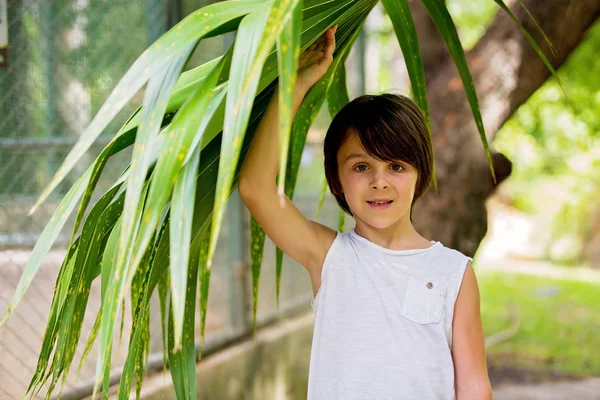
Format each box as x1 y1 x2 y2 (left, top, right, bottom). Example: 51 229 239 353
308 228 472 400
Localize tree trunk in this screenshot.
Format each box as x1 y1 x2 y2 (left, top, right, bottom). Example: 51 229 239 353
411 0 600 257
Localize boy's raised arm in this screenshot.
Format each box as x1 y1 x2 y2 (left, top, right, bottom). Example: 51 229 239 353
238 25 338 285
239 84 308 191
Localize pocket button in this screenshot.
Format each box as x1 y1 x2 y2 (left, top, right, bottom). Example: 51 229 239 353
401 278 448 324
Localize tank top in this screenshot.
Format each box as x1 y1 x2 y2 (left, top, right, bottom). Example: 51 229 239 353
307 228 473 400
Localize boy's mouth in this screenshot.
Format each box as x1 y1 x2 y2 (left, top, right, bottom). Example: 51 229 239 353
366 200 393 205
367 200 393 210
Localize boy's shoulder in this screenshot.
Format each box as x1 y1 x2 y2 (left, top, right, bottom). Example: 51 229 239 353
435 242 471 260
428 242 473 276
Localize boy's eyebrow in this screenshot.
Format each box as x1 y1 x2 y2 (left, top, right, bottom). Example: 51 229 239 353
344 153 366 162
345 153 409 165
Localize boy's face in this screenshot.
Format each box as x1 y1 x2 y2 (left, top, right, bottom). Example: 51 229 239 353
336 132 418 230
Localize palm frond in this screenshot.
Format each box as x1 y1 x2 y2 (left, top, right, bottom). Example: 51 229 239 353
0 1 561 398
420 0 496 183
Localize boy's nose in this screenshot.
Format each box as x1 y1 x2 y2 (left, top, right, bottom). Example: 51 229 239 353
371 183 389 190
370 177 389 190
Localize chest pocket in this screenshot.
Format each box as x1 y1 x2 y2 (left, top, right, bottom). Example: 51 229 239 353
401 277 448 324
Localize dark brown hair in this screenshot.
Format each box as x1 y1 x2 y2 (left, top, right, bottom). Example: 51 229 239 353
323 93 434 219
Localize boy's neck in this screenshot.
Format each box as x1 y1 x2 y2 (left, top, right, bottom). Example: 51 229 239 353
353 220 432 251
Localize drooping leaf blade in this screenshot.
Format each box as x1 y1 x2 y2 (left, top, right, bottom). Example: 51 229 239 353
249 217 265 334
93 44 196 396
494 0 562 91
12 4 393 399
117 217 167 399
0 168 90 327
272 0 303 316
380 0 437 189
168 240 200 400
169 85 227 351
208 0 303 273
314 175 329 222
26 181 126 398
94 44 229 397
93 181 150 398
419 0 496 183
274 9 370 307
197 223 212 356
30 0 264 214
380 0 428 124
251 0 363 329
338 208 346 232
276 0 303 198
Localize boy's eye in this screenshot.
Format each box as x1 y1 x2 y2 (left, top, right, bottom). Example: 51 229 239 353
354 165 368 172
390 164 404 172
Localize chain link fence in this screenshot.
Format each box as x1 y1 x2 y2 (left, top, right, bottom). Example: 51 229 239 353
0 1 345 398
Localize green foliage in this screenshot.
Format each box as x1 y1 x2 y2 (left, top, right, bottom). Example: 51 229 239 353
447 0 600 264
480 269 600 376
0 0 559 398
447 0 497 50
495 21 600 263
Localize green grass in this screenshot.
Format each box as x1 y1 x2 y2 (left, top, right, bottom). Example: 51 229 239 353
478 269 600 377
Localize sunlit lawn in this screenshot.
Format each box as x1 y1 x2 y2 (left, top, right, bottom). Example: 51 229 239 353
478 269 600 377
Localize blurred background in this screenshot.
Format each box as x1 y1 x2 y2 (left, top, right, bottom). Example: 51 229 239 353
0 0 598 399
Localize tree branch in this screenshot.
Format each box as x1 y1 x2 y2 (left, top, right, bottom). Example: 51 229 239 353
413 0 600 255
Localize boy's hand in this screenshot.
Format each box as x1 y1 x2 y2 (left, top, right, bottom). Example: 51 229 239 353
295 24 338 93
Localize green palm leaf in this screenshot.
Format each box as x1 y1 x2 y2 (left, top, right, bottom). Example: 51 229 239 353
1 114 161 328
249 216 265 333
197 223 212 355
94 52 229 397
274 5 372 306
272 2 302 310
208 0 303 276
326 64 351 232
76 307 102 380
29 0 264 214
493 0 562 90
119 41 195 358
252 0 367 325
275 248 284 310
117 216 164 399
314 175 329 221
68 55 227 248
380 0 438 190
92 181 150 398
380 0 428 123
0 169 89 327
157 263 170 375
0 2 563 398
93 47 202 396
167 229 200 400
276 1 303 198
338 208 346 232
26 180 128 398
169 77 227 352
419 0 496 183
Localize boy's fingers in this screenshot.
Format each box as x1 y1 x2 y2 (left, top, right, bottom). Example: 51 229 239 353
302 26 335 63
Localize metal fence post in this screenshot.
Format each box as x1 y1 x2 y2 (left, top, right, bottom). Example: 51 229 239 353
225 189 251 333
221 28 251 333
